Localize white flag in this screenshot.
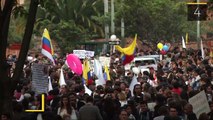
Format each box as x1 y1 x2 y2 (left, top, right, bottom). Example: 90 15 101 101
129 75 140 97
201 39 205 59
182 36 186 49
84 84 92 96
94 59 105 86
59 68 66 86
48 76 53 91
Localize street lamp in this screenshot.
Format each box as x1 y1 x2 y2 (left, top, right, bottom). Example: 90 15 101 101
109 35 120 54
110 34 116 41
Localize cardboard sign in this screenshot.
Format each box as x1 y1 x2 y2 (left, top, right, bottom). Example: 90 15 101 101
189 90 210 118
32 63 48 94
73 50 94 59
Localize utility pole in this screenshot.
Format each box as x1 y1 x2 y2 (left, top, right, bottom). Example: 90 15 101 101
121 0 125 47
104 0 109 41
111 0 115 34
104 0 109 54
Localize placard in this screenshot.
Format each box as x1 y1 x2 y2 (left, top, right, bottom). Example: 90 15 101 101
32 63 48 94
73 50 94 59
189 90 210 118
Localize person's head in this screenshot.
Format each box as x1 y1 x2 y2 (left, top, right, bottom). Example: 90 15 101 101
139 101 148 112
133 84 142 96
198 112 209 120
69 92 77 108
149 67 155 73
120 82 127 91
169 106 178 117
125 104 133 115
158 106 168 116
209 102 213 112
155 94 166 105
60 85 68 95
96 85 104 94
184 103 193 114
86 96 94 104
143 92 151 102
118 92 127 101
60 95 71 114
193 68 200 77
61 95 69 106
119 109 128 120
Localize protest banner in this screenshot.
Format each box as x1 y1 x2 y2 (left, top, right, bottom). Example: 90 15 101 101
32 63 48 94
73 50 94 59
189 90 210 118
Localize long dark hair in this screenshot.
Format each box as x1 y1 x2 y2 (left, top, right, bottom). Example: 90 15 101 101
60 95 72 114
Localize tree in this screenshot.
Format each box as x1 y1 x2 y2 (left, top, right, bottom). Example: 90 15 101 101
0 0 39 115
35 0 104 54
114 0 197 42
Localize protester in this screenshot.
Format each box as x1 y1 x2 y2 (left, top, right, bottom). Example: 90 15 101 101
6 42 212 120
78 96 103 120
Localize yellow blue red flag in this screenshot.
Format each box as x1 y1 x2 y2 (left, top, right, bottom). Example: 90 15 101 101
41 28 55 65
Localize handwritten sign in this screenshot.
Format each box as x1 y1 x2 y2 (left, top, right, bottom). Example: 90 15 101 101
73 50 94 59
189 90 210 118
32 63 48 94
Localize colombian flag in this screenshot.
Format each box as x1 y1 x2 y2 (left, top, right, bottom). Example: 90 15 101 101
115 34 137 65
41 28 55 65
82 59 91 85
103 65 110 81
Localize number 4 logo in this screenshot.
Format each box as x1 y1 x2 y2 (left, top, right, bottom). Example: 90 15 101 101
187 2 207 21
194 7 201 17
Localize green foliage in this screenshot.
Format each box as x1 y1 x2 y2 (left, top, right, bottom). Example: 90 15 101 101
114 0 213 42
36 0 104 53
8 16 26 44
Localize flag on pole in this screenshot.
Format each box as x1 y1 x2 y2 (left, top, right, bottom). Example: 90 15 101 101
94 59 105 86
201 39 205 59
115 34 137 65
182 36 186 49
186 33 188 44
59 68 66 86
41 28 55 65
103 65 110 81
82 59 91 85
48 76 53 92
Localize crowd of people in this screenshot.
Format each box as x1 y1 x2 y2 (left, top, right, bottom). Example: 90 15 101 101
1 45 213 120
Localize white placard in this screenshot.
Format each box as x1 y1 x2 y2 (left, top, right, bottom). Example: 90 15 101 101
189 90 210 118
73 50 85 59
73 50 94 59
85 50 94 58
98 56 110 67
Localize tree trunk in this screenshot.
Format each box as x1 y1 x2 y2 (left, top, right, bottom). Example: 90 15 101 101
12 0 39 89
0 0 15 115
0 0 39 115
